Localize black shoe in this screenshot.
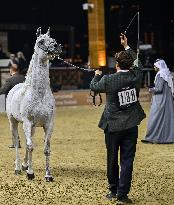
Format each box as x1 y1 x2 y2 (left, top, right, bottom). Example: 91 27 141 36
117 196 133 204
8 145 15 148
141 139 153 144
106 192 117 200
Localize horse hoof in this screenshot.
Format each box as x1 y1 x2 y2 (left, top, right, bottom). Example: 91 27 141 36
27 173 35 180
22 164 28 171
15 170 21 175
45 176 54 182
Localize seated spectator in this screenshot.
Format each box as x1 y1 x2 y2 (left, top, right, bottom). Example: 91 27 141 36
0 63 25 97
8 53 18 67
17 51 28 75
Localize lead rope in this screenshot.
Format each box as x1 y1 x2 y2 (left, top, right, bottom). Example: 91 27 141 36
90 90 102 106
57 56 93 72
57 56 102 106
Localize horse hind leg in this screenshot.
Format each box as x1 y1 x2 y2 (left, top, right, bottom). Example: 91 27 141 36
9 117 21 175
44 122 54 182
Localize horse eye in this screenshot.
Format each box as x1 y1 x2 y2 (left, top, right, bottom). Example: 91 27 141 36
39 39 44 44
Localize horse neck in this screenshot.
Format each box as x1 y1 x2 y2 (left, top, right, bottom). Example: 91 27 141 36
25 51 51 98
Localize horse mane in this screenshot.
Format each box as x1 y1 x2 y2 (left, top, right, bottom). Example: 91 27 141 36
25 54 35 86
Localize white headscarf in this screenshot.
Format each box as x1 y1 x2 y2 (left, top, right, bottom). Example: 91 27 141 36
154 59 174 96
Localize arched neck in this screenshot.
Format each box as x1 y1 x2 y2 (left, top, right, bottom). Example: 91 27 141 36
25 51 51 99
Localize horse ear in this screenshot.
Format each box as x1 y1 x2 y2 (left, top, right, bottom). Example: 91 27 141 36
47 27 50 36
36 27 42 37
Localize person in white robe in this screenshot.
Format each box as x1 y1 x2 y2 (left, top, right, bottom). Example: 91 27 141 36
142 59 174 144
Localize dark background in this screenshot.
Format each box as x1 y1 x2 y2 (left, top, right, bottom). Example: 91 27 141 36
0 0 173 68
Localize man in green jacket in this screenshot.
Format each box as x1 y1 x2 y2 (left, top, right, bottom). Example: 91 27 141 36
90 34 146 204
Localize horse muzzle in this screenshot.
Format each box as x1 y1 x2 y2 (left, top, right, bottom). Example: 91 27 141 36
47 44 62 58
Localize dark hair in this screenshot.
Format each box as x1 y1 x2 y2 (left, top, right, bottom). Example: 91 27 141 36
114 51 134 70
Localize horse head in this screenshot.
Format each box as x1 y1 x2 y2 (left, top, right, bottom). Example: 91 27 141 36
35 27 62 60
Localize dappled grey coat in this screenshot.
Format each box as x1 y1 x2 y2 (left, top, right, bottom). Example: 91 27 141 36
90 48 146 132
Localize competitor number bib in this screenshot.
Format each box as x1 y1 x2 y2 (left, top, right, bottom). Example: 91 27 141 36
118 88 138 107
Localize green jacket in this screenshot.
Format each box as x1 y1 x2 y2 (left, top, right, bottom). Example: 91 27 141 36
0 73 25 97
90 48 146 132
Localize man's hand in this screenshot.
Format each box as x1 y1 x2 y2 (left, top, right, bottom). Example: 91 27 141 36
95 70 102 76
149 87 154 93
120 33 128 49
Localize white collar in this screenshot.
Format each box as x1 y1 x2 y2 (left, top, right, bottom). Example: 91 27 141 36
117 70 129 73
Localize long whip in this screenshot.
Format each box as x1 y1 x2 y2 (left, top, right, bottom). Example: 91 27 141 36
124 12 140 61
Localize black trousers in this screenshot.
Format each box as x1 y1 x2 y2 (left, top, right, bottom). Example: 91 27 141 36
104 126 138 197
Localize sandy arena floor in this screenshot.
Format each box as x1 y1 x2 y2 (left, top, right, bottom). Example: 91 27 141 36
0 102 174 205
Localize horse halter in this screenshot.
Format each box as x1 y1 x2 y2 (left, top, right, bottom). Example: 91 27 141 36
38 39 62 59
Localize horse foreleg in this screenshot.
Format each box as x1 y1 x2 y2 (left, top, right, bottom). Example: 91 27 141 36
22 128 35 171
26 151 35 180
22 145 28 171
9 117 21 175
23 120 35 179
44 121 54 182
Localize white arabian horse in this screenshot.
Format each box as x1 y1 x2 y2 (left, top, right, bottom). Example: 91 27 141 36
6 27 62 181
